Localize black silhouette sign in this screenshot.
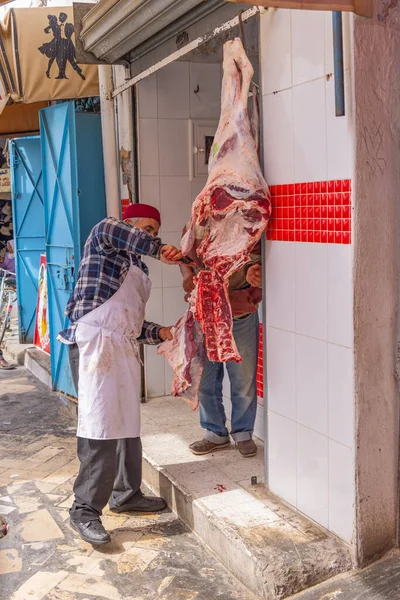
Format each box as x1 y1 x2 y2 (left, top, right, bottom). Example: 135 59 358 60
38 12 85 81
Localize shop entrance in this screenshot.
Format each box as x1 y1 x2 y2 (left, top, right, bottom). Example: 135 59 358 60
132 12 267 471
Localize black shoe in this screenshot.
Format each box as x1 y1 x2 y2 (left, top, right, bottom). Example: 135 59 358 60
69 518 111 545
110 495 167 514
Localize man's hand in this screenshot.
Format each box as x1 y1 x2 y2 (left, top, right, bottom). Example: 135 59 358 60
160 245 183 264
159 326 173 341
183 273 195 294
246 263 262 288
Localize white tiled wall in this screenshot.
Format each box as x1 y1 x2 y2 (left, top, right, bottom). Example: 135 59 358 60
137 62 222 397
261 9 354 543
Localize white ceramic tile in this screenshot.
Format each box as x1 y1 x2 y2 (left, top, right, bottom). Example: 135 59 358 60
327 244 353 347
291 9 325 86
293 79 327 183
265 241 296 332
296 335 328 436
326 71 353 181
161 231 185 288
260 8 292 95
295 243 328 340
145 345 165 398
142 255 162 289
222 393 232 422
254 404 265 441
328 344 354 448
324 11 334 74
268 412 297 508
263 90 295 185
139 118 159 176
160 176 191 233
157 61 189 119
163 287 188 326
267 327 296 420
222 368 231 426
165 361 174 396
158 119 189 177
189 62 221 120
139 176 160 208
145 287 163 324
137 74 157 119
297 424 329 528
222 367 231 404
191 179 206 204
329 439 354 542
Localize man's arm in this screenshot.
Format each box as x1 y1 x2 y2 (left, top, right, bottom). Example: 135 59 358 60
138 321 173 345
93 218 163 258
180 264 196 293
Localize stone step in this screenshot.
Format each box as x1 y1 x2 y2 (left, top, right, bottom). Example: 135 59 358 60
140 396 353 600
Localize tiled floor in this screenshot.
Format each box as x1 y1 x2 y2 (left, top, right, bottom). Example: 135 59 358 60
0 367 257 600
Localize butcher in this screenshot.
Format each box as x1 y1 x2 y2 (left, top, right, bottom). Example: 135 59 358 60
58 204 182 546
180 221 262 459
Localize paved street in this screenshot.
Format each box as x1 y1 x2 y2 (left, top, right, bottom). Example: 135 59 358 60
292 553 400 600
0 366 256 600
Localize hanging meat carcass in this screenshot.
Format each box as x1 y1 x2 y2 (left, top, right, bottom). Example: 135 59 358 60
158 37 271 408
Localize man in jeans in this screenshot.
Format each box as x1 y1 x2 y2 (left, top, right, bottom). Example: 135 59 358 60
180 222 262 458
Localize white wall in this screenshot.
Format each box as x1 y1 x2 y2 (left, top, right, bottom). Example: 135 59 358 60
136 61 222 397
260 9 354 543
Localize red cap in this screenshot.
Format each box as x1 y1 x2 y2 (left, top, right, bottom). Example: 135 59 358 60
123 203 161 224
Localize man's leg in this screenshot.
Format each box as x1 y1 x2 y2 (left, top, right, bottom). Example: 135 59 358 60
69 344 115 544
190 358 230 454
70 438 117 544
226 312 259 456
109 438 166 513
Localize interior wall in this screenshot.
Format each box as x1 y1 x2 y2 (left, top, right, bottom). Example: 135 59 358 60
260 8 354 543
137 56 266 441
136 60 221 397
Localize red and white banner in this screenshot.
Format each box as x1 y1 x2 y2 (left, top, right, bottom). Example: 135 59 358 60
34 254 50 355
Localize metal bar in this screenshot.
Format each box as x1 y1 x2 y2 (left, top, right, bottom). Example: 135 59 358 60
112 6 259 98
332 11 345 117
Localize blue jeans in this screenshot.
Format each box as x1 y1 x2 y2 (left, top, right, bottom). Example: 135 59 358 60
199 312 259 443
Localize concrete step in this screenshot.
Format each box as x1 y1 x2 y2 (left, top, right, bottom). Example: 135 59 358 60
140 396 353 600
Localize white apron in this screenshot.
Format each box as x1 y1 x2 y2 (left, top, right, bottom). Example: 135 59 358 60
75 261 151 440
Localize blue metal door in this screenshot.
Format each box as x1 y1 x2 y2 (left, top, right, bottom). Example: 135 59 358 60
40 102 106 397
10 137 45 343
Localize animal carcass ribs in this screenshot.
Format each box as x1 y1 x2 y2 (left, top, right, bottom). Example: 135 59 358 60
158 37 271 407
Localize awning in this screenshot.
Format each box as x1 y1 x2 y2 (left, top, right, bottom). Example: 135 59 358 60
0 101 48 136
78 0 371 69
80 0 227 64
0 7 99 111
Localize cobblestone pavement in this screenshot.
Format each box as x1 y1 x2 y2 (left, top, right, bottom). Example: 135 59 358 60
0 367 257 600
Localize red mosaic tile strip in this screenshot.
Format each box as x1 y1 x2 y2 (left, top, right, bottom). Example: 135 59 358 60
121 198 130 212
266 179 352 244
257 323 264 400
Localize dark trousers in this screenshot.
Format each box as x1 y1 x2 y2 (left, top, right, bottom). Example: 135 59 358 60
69 344 143 522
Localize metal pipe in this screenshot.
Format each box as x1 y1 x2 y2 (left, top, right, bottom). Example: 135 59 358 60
98 65 120 218
332 11 345 117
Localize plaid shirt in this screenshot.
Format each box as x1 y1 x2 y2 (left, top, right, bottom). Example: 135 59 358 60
59 218 163 345
182 221 262 317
